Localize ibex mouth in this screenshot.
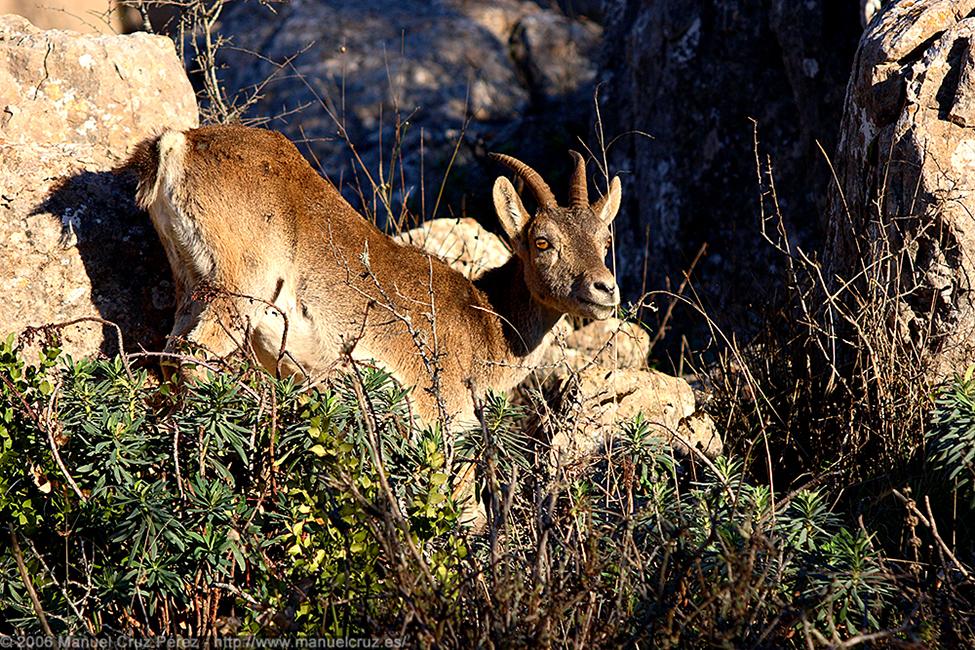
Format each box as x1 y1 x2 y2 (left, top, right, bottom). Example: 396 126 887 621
579 297 618 318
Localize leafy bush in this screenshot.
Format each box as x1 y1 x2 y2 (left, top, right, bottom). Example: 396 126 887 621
4 335 962 645
927 368 975 509
0 336 459 635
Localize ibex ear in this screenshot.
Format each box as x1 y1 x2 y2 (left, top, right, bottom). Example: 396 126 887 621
493 176 531 242
593 176 622 225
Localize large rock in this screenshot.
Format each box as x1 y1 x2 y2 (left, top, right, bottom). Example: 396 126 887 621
509 11 600 103
393 218 509 280
597 0 862 340
544 317 650 371
542 367 723 463
208 0 601 226
825 0 975 382
0 15 198 356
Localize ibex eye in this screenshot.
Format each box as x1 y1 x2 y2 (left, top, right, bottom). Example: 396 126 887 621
534 238 550 251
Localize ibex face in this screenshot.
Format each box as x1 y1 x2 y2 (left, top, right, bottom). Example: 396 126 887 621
490 151 622 320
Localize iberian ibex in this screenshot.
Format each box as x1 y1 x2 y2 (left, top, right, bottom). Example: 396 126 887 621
130 125 622 426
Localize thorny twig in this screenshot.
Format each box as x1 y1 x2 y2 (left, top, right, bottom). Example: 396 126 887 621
892 489 973 582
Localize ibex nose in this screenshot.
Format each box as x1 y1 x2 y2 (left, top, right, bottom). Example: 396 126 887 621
593 278 616 296
591 276 619 303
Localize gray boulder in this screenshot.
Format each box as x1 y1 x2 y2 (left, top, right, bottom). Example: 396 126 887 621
826 0 975 382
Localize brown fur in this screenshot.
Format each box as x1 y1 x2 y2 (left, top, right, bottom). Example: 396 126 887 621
130 125 622 426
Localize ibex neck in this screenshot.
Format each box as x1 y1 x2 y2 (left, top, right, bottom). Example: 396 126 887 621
476 255 563 360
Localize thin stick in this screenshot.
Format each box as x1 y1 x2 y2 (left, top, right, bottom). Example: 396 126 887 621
0 372 87 503
22 316 133 382
892 489 972 582
650 242 708 347
10 526 54 635
44 379 87 503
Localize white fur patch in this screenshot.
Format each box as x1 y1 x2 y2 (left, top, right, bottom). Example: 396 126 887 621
146 131 215 282
137 130 187 208
157 131 187 194
149 193 213 288
505 198 522 225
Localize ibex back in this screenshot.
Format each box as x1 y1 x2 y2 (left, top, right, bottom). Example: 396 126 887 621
130 125 622 425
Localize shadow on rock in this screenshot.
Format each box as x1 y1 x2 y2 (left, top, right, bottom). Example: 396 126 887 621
32 168 173 358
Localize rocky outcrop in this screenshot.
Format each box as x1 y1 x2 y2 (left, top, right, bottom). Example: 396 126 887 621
597 1 862 333
394 218 508 279
208 0 601 226
825 0 975 382
544 317 650 371
540 317 720 460
543 368 722 463
509 11 599 103
0 15 198 356
536 316 720 461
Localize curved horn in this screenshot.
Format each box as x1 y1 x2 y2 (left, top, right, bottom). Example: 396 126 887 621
488 152 557 208
568 150 588 208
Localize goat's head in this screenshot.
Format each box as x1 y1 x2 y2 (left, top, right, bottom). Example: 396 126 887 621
490 150 622 320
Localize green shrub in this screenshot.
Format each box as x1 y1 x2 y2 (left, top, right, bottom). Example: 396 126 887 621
0 337 459 635
0 337 968 645
927 368 975 509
